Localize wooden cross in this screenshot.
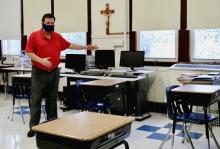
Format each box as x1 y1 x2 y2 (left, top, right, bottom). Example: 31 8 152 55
100 3 115 35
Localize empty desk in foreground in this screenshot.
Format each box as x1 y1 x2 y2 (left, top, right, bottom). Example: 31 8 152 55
32 112 134 149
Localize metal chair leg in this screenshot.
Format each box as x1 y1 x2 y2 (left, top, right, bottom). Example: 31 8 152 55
8 105 14 121
208 125 220 149
4 73 9 101
183 123 195 149
107 108 111 114
207 138 211 149
10 96 16 121
11 103 15 121
171 133 175 149
18 100 25 124
8 98 13 120
159 126 172 149
182 123 193 143
171 120 177 149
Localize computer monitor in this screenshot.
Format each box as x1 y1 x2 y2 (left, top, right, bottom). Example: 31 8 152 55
65 54 86 73
120 51 145 71
95 50 115 69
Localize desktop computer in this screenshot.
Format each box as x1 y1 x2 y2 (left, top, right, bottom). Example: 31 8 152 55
65 54 86 73
95 50 115 69
120 51 145 71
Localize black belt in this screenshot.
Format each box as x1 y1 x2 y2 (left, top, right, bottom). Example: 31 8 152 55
33 66 58 73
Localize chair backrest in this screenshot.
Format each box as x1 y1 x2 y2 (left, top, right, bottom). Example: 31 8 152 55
166 85 179 120
166 85 191 120
12 83 31 99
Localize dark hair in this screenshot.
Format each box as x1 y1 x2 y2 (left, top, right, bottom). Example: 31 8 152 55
42 13 56 22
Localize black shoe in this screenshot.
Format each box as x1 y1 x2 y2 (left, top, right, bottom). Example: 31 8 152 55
27 130 35 137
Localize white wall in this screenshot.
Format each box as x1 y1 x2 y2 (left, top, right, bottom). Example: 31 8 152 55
91 0 129 68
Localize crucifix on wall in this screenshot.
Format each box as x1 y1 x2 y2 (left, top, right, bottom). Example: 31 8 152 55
100 3 124 35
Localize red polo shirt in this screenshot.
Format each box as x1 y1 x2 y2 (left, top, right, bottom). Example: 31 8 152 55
25 29 70 70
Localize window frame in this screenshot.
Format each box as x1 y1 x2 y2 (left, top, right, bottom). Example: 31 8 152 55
60 32 87 59
137 30 178 62
190 29 220 63
1 39 22 56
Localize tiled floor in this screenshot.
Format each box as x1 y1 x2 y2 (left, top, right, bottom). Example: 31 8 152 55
0 93 220 149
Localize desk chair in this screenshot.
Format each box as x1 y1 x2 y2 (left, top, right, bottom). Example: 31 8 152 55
8 83 46 124
80 87 110 113
62 80 90 111
80 85 123 114
82 91 117 114
160 85 219 149
8 83 31 124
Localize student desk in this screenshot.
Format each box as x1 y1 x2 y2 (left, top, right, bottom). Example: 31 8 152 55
32 112 134 149
178 75 220 126
172 84 220 145
0 64 13 68
0 67 31 98
0 64 13 97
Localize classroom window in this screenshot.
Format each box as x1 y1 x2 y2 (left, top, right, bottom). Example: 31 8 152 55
192 29 220 61
1 40 21 56
60 32 86 56
139 30 177 61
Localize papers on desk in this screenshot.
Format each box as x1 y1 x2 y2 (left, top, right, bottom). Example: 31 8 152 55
60 68 76 74
177 73 219 83
192 75 218 81
177 73 200 82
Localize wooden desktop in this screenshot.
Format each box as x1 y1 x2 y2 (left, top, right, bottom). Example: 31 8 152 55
32 112 134 149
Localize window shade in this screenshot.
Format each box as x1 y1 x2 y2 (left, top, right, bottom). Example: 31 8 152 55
188 0 220 29
132 0 180 31
23 0 51 35
0 0 21 39
54 0 87 32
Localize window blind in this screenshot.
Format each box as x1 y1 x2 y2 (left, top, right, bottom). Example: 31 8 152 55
0 0 21 39
132 0 180 31
23 0 51 35
54 0 87 32
188 0 220 29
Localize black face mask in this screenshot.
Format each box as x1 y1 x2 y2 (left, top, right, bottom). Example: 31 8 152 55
42 24 54 32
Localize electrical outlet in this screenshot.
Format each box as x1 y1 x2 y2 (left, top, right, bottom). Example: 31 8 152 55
113 40 124 47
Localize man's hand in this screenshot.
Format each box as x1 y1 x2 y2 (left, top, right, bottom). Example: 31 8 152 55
40 57 52 68
86 44 98 51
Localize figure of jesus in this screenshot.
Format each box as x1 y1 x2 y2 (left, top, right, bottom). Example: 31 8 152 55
100 3 115 34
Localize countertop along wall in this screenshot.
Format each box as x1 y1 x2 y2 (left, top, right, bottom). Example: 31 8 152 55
145 65 220 103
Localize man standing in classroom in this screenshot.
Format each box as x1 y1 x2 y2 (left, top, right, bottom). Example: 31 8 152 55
25 13 97 137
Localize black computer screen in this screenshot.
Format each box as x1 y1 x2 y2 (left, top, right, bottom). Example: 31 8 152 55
120 51 145 70
95 50 115 69
65 54 86 72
